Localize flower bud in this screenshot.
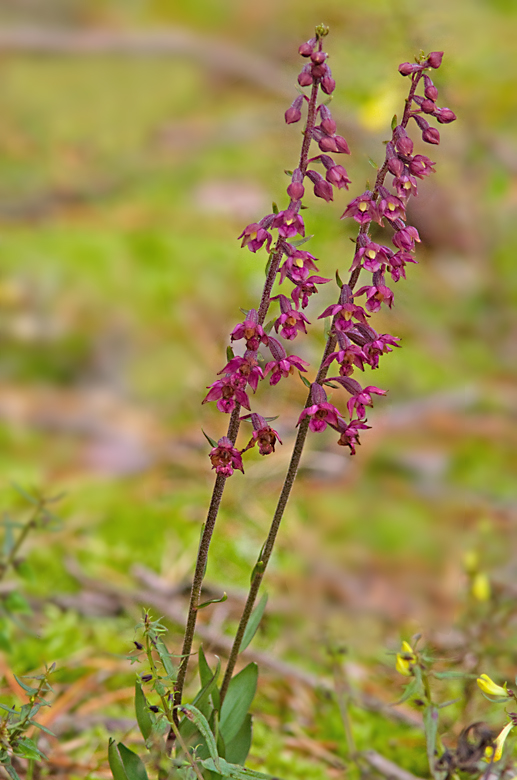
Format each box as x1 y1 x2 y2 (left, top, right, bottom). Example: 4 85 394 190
311 62 328 79
396 135 413 155
423 75 438 101
298 64 313 87
285 95 303 124
399 62 421 76
320 105 337 135
421 98 437 114
307 170 333 202
335 135 351 154
311 50 327 64
427 51 444 69
298 37 316 57
287 168 305 200
436 107 457 124
422 126 440 144
321 71 336 94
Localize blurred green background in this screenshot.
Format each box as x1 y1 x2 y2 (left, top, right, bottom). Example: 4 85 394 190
0 0 515 777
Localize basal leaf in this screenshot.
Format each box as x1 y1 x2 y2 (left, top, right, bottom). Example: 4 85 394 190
225 714 252 766
219 663 258 745
424 705 439 779
179 704 220 771
200 757 278 779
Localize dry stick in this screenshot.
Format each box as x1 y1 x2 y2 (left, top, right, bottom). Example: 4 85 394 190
220 69 425 702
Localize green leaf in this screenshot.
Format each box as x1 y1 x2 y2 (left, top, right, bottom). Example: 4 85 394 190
263 319 275 335
13 737 46 761
203 431 219 449
271 202 279 214
135 682 153 742
432 671 476 680
299 373 311 389
225 714 252 766
290 234 314 248
323 317 332 339
424 705 439 779
199 646 213 689
391 114 398 130
13 675 39 696
335 270 343 288
368 156 379 170
219 663 258 745
4 591 31 615
2 760 21 780
226 346 235 362
240 595 268 653
199 593 227 611
393 676 422 705
108 740 149 780
156 636 175 679
179 704 220 771
10 483 39 506
200 757 277 780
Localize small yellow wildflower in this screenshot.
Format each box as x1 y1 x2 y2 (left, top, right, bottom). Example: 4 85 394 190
395 641 417 677
484 721 514 762
472 572 491 601
476 674 508 699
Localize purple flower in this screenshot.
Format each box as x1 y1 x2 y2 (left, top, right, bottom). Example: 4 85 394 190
241 413 282 456
202 374 251 414
341 191 381 225
422 126 440 145
319 284 369 332
387 250 418 282
291 275 330 309
321 69 336 95
264 337 309 384
378 189 407 222
297 383 343 432
219 352 264 392
238 222 272 253
322 332 366 376
435 107 456 124
392 225 421 251
298 37 317 57
209 436 244 477
279 249 319 284
355 271 394 313
423 75 438 101
392 174 418 199
409 155 436 179
334 418 371 455
230 309 268 351
272 294 310 340
272 209 305 238
298 64 313 87
351 237 392 273
328 377 386 419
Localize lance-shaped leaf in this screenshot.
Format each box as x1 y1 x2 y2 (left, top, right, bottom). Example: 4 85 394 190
179 704 221 771
219 663 258 745
240 594 268 653
108 740 149 780
134 682 153 742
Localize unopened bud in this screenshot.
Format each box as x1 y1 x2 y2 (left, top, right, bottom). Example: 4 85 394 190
399 62 421 76
311 50 327 64
423 75 438 101
321 74 336 94
436 107 457 124
298 64 313 87
427 51 444 69
422 127 440 145
285 95 303 124
299 37 316 57
320 105 336 135
421 99 436 114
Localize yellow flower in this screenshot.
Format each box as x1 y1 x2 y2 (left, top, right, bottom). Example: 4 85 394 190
477 674 508 698
472 572 491 601
396 641 417 677
484 721 514 762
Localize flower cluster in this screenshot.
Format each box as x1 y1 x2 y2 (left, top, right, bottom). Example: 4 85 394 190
203 41 456 473
303 50 456 452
